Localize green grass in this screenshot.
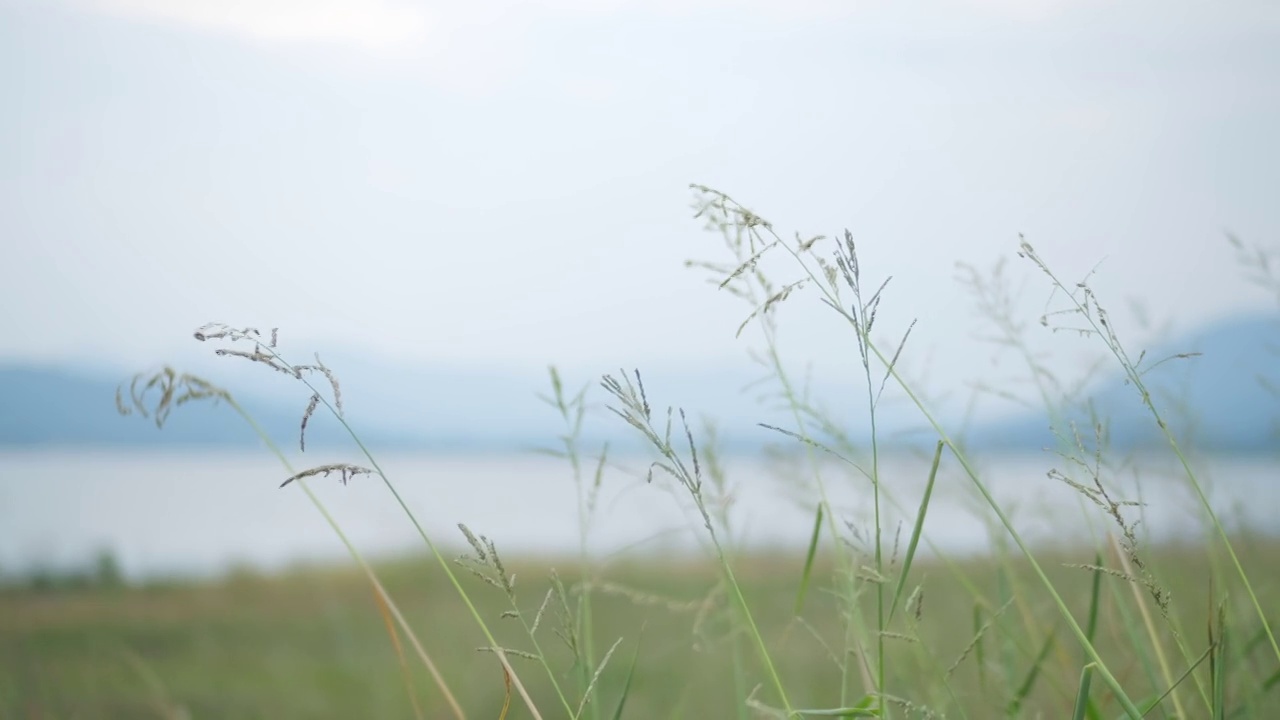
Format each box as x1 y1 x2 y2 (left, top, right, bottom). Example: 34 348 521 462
21 185 1277 718
3 540 1278 719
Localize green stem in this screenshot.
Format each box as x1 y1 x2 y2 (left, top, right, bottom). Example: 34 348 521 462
769 241 1145 718
1034 262 1280 665
244 351 554 719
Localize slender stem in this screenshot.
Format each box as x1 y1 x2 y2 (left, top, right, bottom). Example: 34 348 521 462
227 400 471 719
767 238 1145 718
234 350 550 719
1032 261 1280 665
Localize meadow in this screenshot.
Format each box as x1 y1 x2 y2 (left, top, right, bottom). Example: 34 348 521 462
4 186 1278 719
5 539 1279 719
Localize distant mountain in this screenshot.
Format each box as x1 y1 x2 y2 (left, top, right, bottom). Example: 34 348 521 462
0 364 416 450
3 313 1277 454
966 313 1280 453
0 357 799 452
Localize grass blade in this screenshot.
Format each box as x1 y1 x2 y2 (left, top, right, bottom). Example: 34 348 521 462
888 440 942 623
794 502 825 616
1076 553 1104 720
577 638 623 719
610 632 644 720
1071 664 1095 720
1210 602 1226 720
1085 552 1103 643
1138 645 1213 718
1007 627 1056 716
974 604 988 691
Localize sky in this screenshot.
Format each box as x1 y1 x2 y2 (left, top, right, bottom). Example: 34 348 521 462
3 0 1279 413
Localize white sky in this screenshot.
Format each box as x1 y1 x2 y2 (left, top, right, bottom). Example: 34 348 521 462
2 0 1278 403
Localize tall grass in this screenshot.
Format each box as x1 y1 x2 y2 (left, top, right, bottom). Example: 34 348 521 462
104 187 1280 719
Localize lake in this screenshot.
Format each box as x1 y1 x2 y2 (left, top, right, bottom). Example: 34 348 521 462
1 449 1275 580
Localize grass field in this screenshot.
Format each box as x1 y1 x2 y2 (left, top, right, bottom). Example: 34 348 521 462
4 536 1278 719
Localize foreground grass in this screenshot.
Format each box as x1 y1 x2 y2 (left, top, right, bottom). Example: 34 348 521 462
75 186 1279 718
4 536 1278 719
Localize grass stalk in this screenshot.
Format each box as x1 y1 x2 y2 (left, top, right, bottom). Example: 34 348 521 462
691 189 1146 717
1019 242 1280 666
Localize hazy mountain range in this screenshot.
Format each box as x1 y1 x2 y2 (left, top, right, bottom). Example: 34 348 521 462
2 313 1277 454
965 312 1280 453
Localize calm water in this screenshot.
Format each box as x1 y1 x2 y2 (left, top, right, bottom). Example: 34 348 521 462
1 449 1275 580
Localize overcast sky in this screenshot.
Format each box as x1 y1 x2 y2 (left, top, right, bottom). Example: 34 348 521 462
3 0 1278 405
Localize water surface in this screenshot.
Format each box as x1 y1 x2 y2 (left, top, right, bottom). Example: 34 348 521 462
1 449 1274 580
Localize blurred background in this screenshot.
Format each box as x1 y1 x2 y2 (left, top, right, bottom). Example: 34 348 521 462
4 2 1280 717
3 0 1278 580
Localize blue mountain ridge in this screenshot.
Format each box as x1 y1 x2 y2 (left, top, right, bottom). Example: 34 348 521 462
0 364 388 450
0 358 797 453
964 312 1280 453
2 313 1277 453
